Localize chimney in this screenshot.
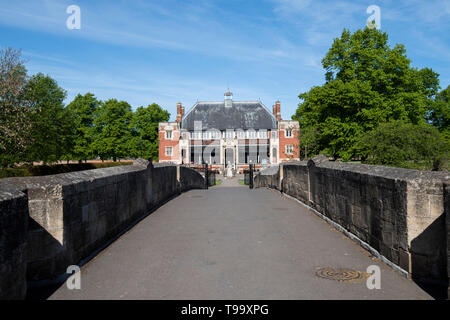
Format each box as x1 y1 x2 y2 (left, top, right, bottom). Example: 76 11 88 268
275 101 281 121
273 104 277 118
176 102 182 122
181 105 185 119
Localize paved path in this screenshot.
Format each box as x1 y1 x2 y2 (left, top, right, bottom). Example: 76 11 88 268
50 177 431 300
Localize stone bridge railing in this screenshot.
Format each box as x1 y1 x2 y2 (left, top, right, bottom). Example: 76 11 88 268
0 160 205 300
255 156 450 298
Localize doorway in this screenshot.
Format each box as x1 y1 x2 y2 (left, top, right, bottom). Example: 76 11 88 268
225 148 234 166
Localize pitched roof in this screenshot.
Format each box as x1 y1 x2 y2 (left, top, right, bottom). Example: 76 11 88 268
181 101 277 131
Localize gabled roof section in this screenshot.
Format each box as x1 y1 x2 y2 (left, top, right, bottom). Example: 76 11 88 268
181 101 278 131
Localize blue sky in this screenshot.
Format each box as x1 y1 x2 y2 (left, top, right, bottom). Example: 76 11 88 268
1 0 449 120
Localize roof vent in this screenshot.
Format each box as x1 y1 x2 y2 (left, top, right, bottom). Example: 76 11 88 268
224 90 232 108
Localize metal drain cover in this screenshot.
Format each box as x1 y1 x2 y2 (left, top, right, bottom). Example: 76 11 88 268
315 267 369 282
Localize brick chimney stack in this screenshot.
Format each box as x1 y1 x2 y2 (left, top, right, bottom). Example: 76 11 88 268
275 100 281 121
176 102 183 122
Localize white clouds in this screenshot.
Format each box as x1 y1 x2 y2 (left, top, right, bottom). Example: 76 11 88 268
271 0 312 13
1 0 448 119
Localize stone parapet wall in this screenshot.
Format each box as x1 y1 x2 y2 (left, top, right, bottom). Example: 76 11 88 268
0 160 205 299
445 183 450 298
254 165 281 190
179 166 205 191
0 187 28 300
255 158 449 290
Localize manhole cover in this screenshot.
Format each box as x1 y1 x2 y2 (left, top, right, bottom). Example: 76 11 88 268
315 267 369 282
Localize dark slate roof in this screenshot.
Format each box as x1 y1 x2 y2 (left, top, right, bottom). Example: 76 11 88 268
181 101 277 131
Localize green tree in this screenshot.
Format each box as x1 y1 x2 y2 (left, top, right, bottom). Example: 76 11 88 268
294 28 440 161
0 48 34 167
24 73 74 164
297 126 320 159
66 93 100 162
357 121 449 170
427 84 450 143
129 103 170 160
92 99 133 161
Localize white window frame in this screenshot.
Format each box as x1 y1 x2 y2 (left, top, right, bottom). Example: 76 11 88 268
191 131 201 140
165 146 173 156
165 130 173 140
248 130 257 139
285 144 294 155
226 130 234 139
285 129 293 138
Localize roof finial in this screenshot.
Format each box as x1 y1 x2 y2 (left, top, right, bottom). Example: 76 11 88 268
224 89 233 97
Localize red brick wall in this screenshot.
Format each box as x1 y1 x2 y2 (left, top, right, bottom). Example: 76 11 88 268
159 128 180 162
279 124 299 162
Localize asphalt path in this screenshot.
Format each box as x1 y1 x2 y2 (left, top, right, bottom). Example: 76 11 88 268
50 177 431 300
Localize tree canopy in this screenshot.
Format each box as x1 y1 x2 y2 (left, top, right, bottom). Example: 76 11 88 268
91 99 134 162
0 48 34 167
293 27 447 166
357 121 448 170
0 48 171 167
24 73 74 164
129 103 170 160
66 93 101 162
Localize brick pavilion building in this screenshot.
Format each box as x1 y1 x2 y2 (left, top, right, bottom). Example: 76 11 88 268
158 91 299 173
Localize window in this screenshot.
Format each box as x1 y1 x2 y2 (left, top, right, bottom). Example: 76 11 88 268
248 130 257 139
181 132 187 140
285 145 294 155
226 130 234 139
165 130 173 139
285 129 293 138
165 146 173 156
190 131 201 140
237 131 245 139
212 131 221 139
271 131 278 139
258 130 268 139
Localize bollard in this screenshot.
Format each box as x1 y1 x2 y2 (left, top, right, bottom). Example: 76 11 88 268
204 163 209 190
249 164 254 189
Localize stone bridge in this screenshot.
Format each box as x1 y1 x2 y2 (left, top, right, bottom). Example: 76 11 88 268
0 158 449 300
